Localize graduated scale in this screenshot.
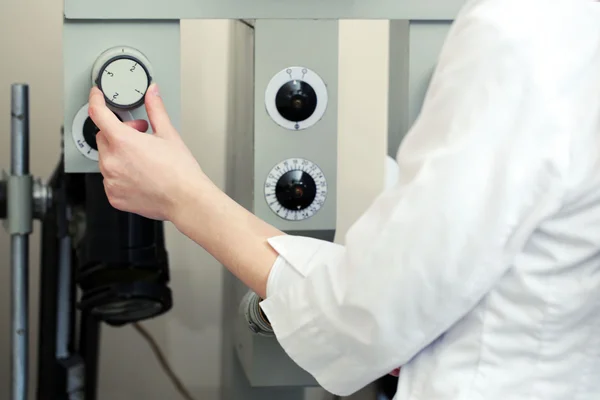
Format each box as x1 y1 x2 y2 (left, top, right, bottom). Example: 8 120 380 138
264 157 328 221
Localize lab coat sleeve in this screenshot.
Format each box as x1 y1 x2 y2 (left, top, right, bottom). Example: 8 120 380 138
259 11 571 397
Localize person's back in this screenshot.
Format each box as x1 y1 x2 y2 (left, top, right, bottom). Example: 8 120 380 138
394 1 600 398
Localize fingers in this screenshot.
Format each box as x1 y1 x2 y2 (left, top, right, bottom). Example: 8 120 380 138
96 131 119 181
96 130 109 154
90 84 179 142
88 87 123 136
144 83 179 140
95 131 110 176
124 119 149 133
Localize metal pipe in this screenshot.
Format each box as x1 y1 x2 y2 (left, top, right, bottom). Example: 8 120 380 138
56 235 72 359
10 83 30 400
11 85 29 175
10 236 28 400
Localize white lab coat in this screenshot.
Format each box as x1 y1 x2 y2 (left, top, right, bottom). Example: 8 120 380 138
260 0 600 398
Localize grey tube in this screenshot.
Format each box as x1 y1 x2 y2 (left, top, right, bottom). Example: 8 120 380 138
10 83 30 400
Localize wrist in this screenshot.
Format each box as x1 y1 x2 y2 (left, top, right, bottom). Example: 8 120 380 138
168 170 213 226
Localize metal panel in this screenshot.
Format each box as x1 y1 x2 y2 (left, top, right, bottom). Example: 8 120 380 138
222 20 339 398
252 19 338 234
63 20 181 173
63 0 467 20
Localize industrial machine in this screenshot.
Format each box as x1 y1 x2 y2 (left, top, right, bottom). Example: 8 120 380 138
0 1 465 399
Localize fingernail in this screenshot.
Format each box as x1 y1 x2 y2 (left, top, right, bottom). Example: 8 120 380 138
149 83 160 97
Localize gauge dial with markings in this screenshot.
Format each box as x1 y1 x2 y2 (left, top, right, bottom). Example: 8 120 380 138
72 103 133 161
265 66 329 131
264 158 327 221
92 46 153 110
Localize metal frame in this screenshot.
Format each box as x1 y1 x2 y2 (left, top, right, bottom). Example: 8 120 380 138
63 0 466 20
1 86 103 400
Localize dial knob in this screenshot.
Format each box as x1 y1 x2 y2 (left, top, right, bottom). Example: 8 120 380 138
264 158 327 221
72 103 133 161
275 80 318 122
92 46 153 110
265 67 329 131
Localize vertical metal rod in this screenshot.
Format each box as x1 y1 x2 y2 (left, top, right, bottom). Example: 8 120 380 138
11 83 30 400
56 235 72 359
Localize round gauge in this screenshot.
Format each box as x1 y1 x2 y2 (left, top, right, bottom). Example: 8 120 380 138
265 67 328 131
264 158 327 221
91 46 154 110
71 103 133 161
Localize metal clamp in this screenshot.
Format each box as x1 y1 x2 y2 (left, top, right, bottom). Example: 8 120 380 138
3 173 32 235
1 174 52 227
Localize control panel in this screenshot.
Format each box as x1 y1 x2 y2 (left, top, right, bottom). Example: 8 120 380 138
222 19 338 400
63 21 180 173
250 20 337 237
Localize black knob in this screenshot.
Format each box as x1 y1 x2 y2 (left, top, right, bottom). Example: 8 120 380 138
275 170 317 210
275 80 318 122
82 113 123 150
0 179 6 219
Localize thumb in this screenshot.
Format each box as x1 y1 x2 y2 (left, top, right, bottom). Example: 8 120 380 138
145 83 179 140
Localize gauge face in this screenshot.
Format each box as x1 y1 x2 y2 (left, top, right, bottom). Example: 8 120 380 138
71 103 133 161
265 66 328 131
264 158 327 221
98 57 151 109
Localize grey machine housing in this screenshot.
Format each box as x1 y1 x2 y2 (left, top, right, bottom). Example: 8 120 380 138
61 0 463 399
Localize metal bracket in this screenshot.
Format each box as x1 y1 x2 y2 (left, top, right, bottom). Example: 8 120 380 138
1 171 53 227
3 172 33 235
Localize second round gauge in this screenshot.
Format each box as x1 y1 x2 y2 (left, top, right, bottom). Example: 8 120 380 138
264 67 328 131
264 158 327 221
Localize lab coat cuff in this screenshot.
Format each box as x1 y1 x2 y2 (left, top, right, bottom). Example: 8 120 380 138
262 236 365 395
267 235 343 277
259 284 364 396
266 255 304 298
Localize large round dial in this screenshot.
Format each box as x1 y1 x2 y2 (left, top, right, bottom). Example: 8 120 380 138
264 158 327 221
265 67 328 131
72 103 133 161
92 46 153 110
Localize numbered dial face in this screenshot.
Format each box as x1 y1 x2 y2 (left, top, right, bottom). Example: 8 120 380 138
264 158 327 221
265 67 328 131
92 47 153 110
72 103 133 161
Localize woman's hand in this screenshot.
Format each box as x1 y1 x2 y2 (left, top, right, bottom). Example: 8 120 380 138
88 84 205 221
